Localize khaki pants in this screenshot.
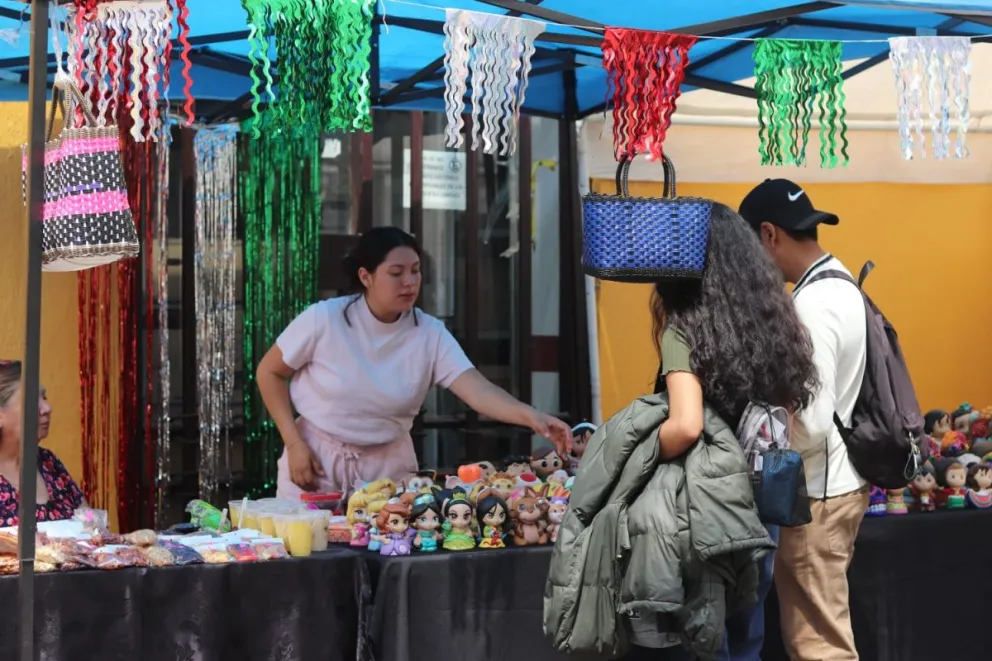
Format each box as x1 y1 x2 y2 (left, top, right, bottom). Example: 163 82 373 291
775 487 870 661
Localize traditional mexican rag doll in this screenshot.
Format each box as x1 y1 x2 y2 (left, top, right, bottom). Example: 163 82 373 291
866 486 888 517
886 488 908 515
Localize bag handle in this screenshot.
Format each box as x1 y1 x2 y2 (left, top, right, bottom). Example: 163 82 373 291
46 77 99 141
613 154 677 199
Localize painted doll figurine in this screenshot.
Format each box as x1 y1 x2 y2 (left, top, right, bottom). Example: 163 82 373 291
511 487 550 545
569 422 596 473
924 410 952 440
487 472 515 501
939 460 969 510
476 489 511 549
885 488 908 515
346 491 373 547
409 494 443 552
502 455 532 477
366 499 386 552
910 465 937 512
546 488 570 544
372 497 415 556
440 489 476 551
530 446 567 480
966 463 992 509
865 486 887 517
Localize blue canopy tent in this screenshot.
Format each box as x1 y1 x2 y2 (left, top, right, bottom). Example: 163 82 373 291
9 3 992 661
2 0 992 118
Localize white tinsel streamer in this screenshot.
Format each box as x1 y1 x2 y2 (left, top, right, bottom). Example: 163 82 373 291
889 36 971 160
193 127 239 504
442 9 544 156
155 119 172 526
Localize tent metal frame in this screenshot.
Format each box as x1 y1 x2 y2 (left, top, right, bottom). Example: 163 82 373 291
12 4 992 661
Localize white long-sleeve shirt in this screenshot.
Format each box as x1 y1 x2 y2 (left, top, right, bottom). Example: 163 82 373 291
792 254 868 498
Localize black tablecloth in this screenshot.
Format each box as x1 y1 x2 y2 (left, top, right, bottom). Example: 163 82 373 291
366 510 992 661
364 545 575 661
764 508 992 661
0 547 371 661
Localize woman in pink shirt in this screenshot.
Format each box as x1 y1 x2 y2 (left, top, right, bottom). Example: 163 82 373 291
257 227 573 497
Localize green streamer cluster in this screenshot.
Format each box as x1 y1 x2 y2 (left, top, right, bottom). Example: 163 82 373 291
242 0 375 139
239 122 321 496
753 39 849 168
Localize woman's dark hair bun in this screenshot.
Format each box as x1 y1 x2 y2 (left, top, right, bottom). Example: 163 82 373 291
342 227 422 295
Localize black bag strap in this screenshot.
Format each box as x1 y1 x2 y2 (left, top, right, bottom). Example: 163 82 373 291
614 154 676 198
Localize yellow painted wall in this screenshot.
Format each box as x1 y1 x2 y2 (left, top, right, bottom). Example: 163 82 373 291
0 103 82 485
594 178 992 420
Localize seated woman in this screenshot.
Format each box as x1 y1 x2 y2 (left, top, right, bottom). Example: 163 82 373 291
0 360 84 527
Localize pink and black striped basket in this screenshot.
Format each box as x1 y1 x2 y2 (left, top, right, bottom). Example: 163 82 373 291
21 79 139 272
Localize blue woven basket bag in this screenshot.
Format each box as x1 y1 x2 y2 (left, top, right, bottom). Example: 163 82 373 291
582 155 713 282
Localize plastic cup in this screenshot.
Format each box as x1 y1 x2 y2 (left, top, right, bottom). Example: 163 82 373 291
304 510 330 552
229 500 248 529
240 504 261 532
285 516 313 557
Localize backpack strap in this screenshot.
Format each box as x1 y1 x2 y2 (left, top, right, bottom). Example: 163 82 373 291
792 264 870 498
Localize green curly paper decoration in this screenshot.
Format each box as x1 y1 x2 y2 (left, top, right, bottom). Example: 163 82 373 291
241 0 375 138
753 39 849 168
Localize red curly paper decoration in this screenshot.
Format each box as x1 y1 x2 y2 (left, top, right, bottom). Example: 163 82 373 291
602 29 697 162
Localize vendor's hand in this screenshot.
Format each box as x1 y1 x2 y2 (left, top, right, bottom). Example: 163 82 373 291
287 440 325 491
526 409 573 456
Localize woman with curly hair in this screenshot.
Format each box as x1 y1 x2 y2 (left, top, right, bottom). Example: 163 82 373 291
649 202 818 661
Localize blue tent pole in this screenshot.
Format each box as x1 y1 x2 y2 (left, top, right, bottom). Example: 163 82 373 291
18 0 50 660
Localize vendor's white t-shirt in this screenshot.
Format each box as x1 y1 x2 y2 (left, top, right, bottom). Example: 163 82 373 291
276 295 474 446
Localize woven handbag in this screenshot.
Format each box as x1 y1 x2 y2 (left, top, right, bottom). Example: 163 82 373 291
582 155 712 282
21 78 139 272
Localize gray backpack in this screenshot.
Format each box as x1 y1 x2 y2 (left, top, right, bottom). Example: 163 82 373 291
799 261 926 489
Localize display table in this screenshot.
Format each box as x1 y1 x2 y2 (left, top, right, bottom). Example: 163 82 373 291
363 510 991 661
764 507 992 661
364 545 571 661
0 547 371 661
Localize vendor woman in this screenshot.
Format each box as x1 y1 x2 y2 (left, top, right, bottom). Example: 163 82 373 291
257 227 573 497
0 360 85 527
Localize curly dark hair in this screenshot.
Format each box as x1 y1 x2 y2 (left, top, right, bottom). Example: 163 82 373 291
652 202 818 424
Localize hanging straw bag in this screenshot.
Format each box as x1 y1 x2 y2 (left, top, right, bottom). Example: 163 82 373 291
582 155 712 282
21 78 139 271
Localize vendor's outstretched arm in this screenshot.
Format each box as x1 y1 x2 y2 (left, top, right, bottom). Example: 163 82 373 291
449 369 573 454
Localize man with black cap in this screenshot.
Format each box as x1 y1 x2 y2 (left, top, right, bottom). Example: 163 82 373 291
739 179 869 661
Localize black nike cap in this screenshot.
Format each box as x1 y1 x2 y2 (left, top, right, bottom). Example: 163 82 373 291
738 178 839 232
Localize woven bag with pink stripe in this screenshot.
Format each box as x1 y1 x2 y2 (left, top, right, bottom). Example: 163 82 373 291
21 79 139 272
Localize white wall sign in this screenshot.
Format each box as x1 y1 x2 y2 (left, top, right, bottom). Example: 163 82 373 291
402 149 467 211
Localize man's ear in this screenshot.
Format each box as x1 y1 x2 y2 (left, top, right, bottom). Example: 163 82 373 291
760 222 777 246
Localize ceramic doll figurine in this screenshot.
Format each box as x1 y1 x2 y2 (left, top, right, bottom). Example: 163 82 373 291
372 497 415 556
569 422 597 473
502 455 532 477
970 419 990 444
471 462 497 481
865 487 887 517
366 499 386 552
951 404 980 436
475 489 511 549
487 472 515 500
545 488 570 544
925 410 952 440
530 447 567 480
406 470 437 495
966 463 992 509
885 488 908 515
937 460 968 510
409 494 444 552
440 488 476 551
346 491 373 547
940 431 970 458
511 487 550 546
363 479 397 501
547 469 570 488
910 464 937 512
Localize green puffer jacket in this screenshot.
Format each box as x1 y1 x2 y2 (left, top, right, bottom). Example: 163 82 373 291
543 393 775 660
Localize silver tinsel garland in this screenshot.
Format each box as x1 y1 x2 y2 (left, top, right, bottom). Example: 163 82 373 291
193 126 239 504
155 121 172 526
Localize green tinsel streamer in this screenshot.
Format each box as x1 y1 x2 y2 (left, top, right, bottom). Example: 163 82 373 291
239 122 321 496
754 39 849 168
241 0 375 137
